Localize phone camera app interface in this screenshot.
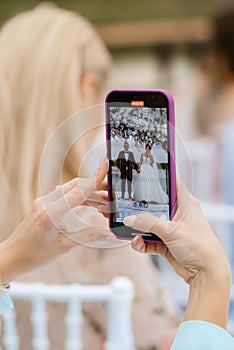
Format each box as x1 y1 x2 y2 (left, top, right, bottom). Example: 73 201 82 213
109 104 170 223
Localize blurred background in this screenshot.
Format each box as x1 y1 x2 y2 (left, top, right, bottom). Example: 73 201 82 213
0 0 231 159
0 0 231 160
2 0 234 348
0 0 223 101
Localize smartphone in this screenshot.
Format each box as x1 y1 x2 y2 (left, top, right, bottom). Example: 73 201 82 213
105 90 176 241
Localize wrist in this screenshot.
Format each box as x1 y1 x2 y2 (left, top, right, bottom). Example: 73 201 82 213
0 238 20 285
184 263 231 329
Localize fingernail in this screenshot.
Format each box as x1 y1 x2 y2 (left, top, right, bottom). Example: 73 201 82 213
123 215 136 227
131 236 142 252
132 235 139 243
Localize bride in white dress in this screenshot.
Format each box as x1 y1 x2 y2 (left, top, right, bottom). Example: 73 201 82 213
134 144 169 204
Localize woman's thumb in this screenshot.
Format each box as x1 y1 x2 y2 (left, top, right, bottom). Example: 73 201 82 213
123 212 172 242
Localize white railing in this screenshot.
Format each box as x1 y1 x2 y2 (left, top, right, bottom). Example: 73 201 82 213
2 276 135 350
201 201 234 223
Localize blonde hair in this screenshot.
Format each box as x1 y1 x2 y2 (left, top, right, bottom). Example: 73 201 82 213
0 3 111 240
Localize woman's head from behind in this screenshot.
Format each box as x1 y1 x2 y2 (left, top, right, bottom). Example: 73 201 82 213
0 3 111 240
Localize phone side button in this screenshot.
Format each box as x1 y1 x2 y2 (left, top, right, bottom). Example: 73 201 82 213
130 233 152 237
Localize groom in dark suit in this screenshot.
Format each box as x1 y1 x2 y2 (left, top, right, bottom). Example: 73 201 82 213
117 141 139 199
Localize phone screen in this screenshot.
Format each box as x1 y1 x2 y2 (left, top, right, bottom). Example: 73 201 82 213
106 90 175 241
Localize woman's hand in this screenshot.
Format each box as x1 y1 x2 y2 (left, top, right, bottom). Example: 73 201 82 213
124 180 231 328
0 160 111 284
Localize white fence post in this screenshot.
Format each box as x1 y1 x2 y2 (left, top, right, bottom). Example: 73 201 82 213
65 297 83 350
31 293 49 350
105 277 135 350
2 308 19 350
2 277 136 350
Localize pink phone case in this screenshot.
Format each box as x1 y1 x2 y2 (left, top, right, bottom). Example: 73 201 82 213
105 89 176 241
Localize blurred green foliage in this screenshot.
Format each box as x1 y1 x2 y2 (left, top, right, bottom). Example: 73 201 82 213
0 0 232 25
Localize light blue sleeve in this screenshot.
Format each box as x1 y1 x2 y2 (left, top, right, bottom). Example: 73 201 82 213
170 321 234 350
0 287 14 314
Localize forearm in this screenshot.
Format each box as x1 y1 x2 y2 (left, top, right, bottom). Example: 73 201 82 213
0 233 30 284
0 240 18 284
0 244 15 315
184 266 231 329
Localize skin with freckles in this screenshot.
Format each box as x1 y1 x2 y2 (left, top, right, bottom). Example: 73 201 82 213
0 160 110 285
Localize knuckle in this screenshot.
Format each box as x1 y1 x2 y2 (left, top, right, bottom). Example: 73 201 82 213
140 213 157 232
32 197 51 226
32 197 44 211
72 179 82 193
